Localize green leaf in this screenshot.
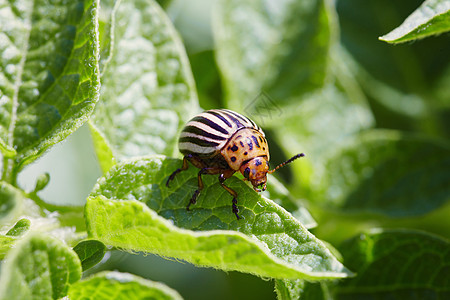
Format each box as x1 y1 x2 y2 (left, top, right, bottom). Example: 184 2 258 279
0 219 30 259
0 233 82 300
6 218 31 237
380 0 450 44
214 0 333 110
0 140 16 158
33 173 50 193
91 0 199 161
97 0 120 75
335 229 450 299
0 235 17 260
337 0 450 95
68 271 183 300
308 130 450 217
275 280 328 300
266 176 317 229
0 0 100 172
88 121 115 174
0 181 24 221
73 239 106 271
86 156 351 280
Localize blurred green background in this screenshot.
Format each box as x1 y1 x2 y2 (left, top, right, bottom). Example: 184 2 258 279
17 0 449 299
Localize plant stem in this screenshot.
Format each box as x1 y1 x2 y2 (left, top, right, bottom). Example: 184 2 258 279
1 157 17 186
27 192 84 214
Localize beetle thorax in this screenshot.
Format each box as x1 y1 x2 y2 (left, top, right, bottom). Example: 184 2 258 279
220 128 270 171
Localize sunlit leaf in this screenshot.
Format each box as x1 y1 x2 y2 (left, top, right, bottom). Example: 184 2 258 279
91 0 199 162
0 0 100 173
86 156 351 280
68 271 183 300
380 0 450 44
0 233 82 299
6 218 30 237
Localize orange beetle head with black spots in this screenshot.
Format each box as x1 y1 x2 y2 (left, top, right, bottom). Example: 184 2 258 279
239 156 269 192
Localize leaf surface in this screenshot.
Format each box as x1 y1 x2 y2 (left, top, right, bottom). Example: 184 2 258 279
0 233 82 300
0 0 100 171
86 156 351 280
73 239 106 271
214 0 333 110
68 271 183 300
380 0 450 43
308 130 450 217
335 229 450 299
0 181 24 221
91 0 199 162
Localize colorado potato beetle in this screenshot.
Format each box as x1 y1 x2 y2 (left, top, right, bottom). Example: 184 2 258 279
166 109 305 220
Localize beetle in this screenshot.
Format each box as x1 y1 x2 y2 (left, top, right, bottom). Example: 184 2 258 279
166 109 305 220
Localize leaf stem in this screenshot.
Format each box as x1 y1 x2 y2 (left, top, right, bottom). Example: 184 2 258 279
1 157 17 186
27 192 84 214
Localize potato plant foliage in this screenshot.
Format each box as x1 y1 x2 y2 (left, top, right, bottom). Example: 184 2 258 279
0 0 449 299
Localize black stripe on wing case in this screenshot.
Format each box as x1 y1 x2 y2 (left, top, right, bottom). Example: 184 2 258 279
220 111 243 128
208 111 233 128
226 110 251 125
182 126 228 141
179 136 220 148
192 116 229 135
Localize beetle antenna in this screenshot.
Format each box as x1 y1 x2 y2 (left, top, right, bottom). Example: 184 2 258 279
268 153 305 174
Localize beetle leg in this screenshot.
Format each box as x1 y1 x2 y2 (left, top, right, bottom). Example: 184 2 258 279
187 168 208 211
166 156 190 187
218 172 241 220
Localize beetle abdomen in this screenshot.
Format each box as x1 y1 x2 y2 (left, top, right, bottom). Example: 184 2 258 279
179 109 263 157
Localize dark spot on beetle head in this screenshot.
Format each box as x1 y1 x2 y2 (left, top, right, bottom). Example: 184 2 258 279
231 144 238 152
255 160 262 166
243 167 250 179
231 156 237 162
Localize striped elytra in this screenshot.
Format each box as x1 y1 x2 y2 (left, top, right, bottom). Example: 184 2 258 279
167 109 305 220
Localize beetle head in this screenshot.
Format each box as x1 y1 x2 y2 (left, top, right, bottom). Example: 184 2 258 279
240 156 269 192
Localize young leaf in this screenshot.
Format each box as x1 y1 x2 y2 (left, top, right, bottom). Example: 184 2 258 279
214 0 333 110
335 229 450 299
90 0 199 162
0 0 100 174
308 130 450 217
0 233 82 300
73 239 106 271
88 121 116 174
0 219 30 259
68 271 183 300
86 156 351 280
33 172 50 193
6 218 31 237
380 0 450 44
